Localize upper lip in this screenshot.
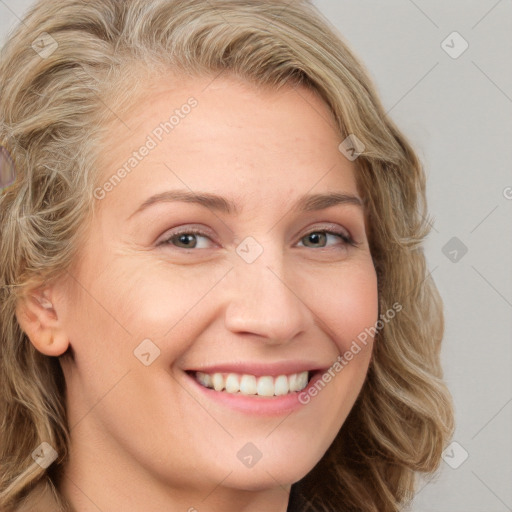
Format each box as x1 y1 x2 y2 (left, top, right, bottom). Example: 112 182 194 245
184 361 329 377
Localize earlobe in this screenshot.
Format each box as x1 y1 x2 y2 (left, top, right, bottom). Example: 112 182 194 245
15 288 69 357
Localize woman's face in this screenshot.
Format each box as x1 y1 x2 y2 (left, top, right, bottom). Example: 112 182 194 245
53 74 378 505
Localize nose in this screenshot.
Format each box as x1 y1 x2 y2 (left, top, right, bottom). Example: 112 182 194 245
223 250 314 345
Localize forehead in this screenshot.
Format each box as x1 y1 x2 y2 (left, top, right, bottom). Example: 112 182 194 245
94 73 360 214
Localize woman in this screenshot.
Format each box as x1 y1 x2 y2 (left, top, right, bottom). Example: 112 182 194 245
0 1 454 510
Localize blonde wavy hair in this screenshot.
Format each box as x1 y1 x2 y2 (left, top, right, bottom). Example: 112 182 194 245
0 0 455 510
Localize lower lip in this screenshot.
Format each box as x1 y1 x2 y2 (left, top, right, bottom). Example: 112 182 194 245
185 371 324 416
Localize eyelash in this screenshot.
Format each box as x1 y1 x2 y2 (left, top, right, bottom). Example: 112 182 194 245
159 226 358 250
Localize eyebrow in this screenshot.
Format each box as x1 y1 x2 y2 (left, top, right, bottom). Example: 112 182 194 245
127 189 364 220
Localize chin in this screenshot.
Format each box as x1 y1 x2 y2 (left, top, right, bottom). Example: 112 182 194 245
211 446 324 491
219 465 309 492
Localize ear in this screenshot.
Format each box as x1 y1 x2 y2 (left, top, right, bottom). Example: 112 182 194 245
15 286 69 356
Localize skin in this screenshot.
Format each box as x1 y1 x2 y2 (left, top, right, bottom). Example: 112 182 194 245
17 73 379 512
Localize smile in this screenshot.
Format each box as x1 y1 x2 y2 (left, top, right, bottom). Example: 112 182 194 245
193 370 309 396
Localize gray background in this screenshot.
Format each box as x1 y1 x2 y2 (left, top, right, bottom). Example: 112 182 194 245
1 1 511 510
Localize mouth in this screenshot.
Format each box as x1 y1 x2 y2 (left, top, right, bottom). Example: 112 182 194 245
183 361 329 415
187 370 317 397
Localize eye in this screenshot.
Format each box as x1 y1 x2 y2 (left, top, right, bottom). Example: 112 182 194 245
157 226 358 251
297 229 356 249
159 228 214 249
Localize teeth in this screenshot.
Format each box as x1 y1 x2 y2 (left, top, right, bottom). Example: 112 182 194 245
274 375 289 396
256 376 274 397
212 373 224 391
289 372 308 392
225 373 240 393
240 374 257 395
194 371 310 396
196 372 212 388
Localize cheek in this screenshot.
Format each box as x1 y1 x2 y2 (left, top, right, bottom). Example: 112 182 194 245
112 260 230 341
301 258 379 354
339 266 379 349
